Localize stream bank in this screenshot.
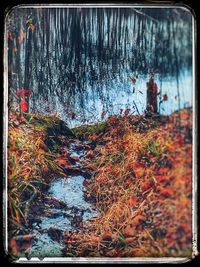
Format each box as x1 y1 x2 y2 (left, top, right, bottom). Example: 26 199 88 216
28 140 98 258
8 109 193 259
7 113 99 259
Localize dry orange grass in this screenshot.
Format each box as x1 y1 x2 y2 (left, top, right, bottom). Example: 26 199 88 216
65 109 193 257
8 113 65 225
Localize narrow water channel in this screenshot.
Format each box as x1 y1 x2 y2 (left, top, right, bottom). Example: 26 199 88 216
28 140 98 258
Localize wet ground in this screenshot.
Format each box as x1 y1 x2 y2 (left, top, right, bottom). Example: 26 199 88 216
28 140 98 258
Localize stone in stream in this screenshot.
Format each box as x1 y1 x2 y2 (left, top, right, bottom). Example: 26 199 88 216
63 213 73 219
44 195 68 209
63 166 92 179
44 210 64 219
47 227 64 243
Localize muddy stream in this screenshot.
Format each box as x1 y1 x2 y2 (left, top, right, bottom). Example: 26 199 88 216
28 140 98 258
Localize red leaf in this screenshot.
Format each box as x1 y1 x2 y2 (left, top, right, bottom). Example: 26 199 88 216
56 157 69 166
156 175 174 184
163 94 168 101
19 116 26 123
134 167 145 177
124 108 130 117
20 101 28 112
127 178 132 185
180 112 189 120
17 89 32 97
157 168 169 175
128 196 137 207
83 180 90 187
159 187 173 197
141 181 153 191
91 133 98 141
132 162 145 168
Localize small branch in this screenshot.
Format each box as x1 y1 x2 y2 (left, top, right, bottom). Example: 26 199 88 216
131 8 159 24
9 88 20 101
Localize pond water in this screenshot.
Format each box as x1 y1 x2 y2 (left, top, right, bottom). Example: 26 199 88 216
8 7 193 129
52 70 193 128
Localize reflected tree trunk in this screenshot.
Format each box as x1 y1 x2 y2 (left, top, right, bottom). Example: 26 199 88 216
6 7 192 119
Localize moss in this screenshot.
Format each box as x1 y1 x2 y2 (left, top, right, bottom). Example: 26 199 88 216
24 113 74 152
24 113 63 130
72 121 109 139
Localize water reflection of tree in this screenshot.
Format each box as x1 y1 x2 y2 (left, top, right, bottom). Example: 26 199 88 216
7 7 192 117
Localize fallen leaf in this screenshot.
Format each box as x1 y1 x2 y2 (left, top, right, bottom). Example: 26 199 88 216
128 196 137 207
83 179 90 187
134 167 145 177
155 175 174 184
141 181 153 191
159 187 173 197
55 158 69 166
127 178 132 185
9 239 18 256
91 133 98 141
157 168 169 175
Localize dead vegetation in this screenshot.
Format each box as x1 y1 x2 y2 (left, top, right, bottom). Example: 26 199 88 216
7 108 193 258
64 108 193 257
7 112 71 256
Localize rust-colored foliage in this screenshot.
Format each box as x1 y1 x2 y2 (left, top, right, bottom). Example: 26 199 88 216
64 109 192 257
7 109 193 258
7 112 67 245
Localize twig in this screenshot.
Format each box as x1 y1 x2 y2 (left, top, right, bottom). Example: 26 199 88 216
131 8 159 23
9 218 27 231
